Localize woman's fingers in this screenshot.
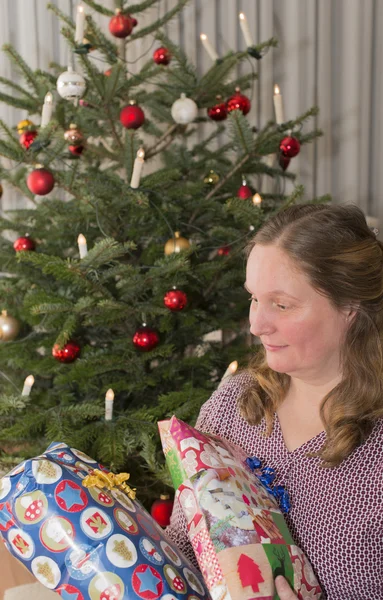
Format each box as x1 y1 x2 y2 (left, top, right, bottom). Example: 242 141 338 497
275 576 298 599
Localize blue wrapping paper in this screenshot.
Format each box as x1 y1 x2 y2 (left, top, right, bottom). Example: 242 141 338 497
0 442 210 600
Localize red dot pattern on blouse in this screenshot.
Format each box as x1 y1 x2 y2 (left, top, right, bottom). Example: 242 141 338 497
165 373 383 600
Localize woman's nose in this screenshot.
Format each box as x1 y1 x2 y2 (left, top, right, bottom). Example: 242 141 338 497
249 304 274 337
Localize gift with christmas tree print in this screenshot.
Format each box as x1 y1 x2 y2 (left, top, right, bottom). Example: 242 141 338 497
159 416 322 600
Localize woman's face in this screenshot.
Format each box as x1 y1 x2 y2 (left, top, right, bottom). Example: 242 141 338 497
245 244 352 382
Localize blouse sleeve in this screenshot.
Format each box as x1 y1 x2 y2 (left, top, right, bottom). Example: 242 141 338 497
164 373 251 569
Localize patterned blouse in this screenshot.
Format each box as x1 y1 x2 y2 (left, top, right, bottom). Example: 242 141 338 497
165 373 383 600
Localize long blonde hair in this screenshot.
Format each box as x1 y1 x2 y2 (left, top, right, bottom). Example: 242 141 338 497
238 203 383 467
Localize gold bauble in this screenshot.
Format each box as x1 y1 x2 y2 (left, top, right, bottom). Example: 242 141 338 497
164 231 191 255
64 123 84 145
203 170 220 185
17 119 35 134
0 310 21 341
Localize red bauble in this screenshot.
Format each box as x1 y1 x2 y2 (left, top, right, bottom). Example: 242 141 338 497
27 168 55 195
52 340 81 363
279 154 290 171
109 11 137 38
20 130 37 149
104 69 112 77
69 145 84 156
280 136 300 158
237 182 253 199
207 98 227 121
132 325 159 351
163 289 188 312
217 245 231 256
153 47 171 65
150 495 174 528
120 104 145 130
13 236 36 252
226 89 251 115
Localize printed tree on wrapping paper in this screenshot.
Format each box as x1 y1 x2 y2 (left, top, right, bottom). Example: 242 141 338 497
0 0 325 504
238 553 265 593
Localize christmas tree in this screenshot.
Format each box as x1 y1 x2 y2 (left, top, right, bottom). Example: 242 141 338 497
0 0 325 507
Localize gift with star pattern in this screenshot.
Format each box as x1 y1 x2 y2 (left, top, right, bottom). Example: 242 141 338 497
0 442 210 600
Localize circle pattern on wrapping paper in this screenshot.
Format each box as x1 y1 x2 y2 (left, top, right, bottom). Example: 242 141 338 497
32 459 62 484
0 501 14 532
65 543 100 580
137 514 161 540
88 486 115 508
132 564 163 600
14 490 48 525
111 489 136 512
182 569 205 596
80 507 113 539
163 565 187 595
70 448 97 463
50 450 76 465
161 596 178 600
8 528 35 560
88 572 124 600
31 555 61 589
40 515 75 552
56 583 85 600
55 479 88 512
114 507 139 535
106 533 138 568
139 537 164 565
63 464 87 480
159 541 182 566
0 477 11 500
75 461 94 474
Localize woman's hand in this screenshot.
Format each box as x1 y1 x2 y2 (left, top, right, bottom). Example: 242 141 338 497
275 576 298 599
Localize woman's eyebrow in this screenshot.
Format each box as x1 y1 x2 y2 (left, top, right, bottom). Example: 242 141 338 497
244 283 299 300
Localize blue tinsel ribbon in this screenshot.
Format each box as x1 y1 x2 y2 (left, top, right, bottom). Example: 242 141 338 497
245 456 291 514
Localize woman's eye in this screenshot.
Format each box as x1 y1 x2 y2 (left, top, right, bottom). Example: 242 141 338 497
276 303 287 311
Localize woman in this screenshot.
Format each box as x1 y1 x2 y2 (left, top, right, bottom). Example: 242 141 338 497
165 203 383 600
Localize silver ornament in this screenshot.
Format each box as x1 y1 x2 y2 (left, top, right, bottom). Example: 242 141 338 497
56 66 86 101
171 93 198 124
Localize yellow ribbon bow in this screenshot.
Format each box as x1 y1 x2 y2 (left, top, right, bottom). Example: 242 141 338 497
82 468 136 500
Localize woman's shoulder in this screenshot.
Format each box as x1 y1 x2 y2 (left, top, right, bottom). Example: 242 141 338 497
195 371 253 435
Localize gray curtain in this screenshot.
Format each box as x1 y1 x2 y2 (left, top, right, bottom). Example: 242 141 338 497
0 0 381 229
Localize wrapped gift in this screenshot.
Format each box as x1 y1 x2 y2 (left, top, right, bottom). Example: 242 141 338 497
0 442 210 600
159 417 322 600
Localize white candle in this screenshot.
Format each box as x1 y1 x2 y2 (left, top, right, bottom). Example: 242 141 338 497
22 375 34 396
75 5 85 45
273 84 285 125
239 13 254 47
77 234 88 258
200 33 219 62
130 148 145 189
41 92 53 128
265 153 276 168
218 360 238 388
252 193 262 206
105 388 114 421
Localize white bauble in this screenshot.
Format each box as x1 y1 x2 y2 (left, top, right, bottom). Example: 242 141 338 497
56 66 86 101
171 93 198 124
